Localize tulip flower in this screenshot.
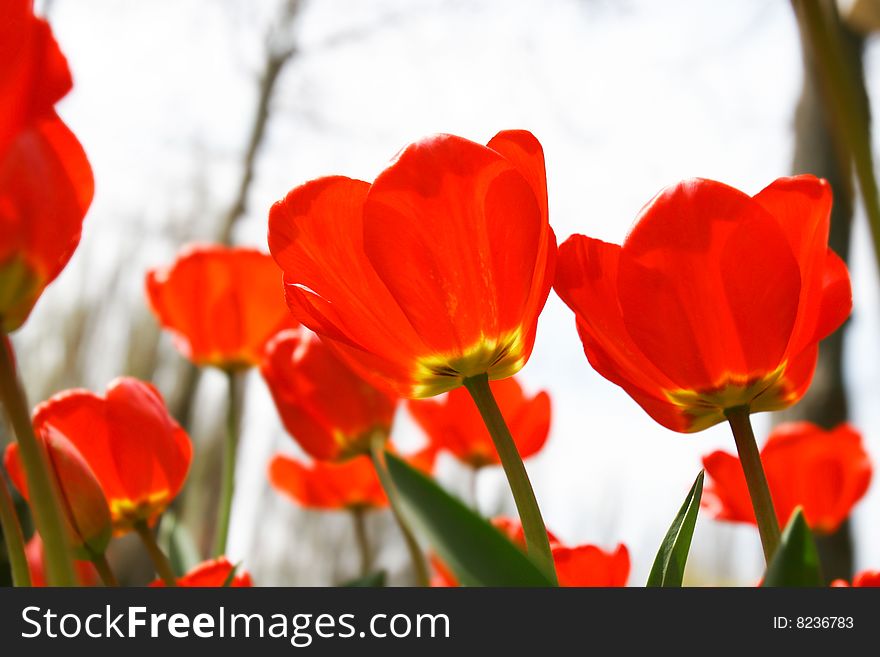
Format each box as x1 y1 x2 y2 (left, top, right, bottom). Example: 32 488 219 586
31 377 192 533
1 0 94 332
703 422 871 534
29 377 192 586
261 329 397 461
408 376 550 469
268 130 558 580
269 454 387 511
831 571 880 588
146 244 296 556
24 534 97 587
431 517 629 587
149 558 253 588
145 245 296 369
555 175 851 564
5 426 112 564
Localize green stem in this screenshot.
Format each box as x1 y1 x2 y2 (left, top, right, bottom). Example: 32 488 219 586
91 552 118 587
214 370 241 557
463 373 558 585
351 507 371 577
792 0 880 268
725 406 781 564
0 471 30 586
134 520 177 586
0 336 76 586
369 436 429 586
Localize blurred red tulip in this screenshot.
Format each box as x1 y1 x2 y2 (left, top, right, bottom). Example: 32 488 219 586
831 571 880 587
149 558 252 587
146 245 296 369
261 329 397 461
408 376 550 468
431 517 629 587
31 377 192 533
268 454 387 510
703 422 871 534
6 425 112 558
268 130 556 398
24 534 97 587
555 176 851 432
0 0 93 331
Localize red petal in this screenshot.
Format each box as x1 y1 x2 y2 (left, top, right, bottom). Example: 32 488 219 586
813 248 852 343
261 329 397 461
0 116 93 330
0 3 72 150
268 176 424 393
32 378 191 529
555 235 691 429
618 179 801 391
701 450 754 524
552 543 630 587
268 454 386 510
407 376 549 467
146 246 295 367
363 133 545 363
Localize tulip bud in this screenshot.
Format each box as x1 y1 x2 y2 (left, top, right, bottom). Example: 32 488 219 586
5 426 112 560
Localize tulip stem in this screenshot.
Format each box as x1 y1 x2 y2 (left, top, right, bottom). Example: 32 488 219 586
369 436 429 586
0 336 76 586
351 507 372 576
214 370 241 557
725 406 781 564
135 521 177 586
0 472 31 586
91 552 119 587
463 373 558 585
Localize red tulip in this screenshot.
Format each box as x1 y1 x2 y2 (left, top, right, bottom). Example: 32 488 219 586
408 376 550 468
24 534 97 587
0 0 93 331
831 570 880 588
149 558 252 587
268 454 387 510
261 329 397 461
30 377 192 533
431 517 629 587
555 176 851 432
146 245 296 369
703 422 871 534
5 425 112 558
268 130 556 398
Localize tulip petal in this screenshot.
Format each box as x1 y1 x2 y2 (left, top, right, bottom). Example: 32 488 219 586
618 179 801 391
145 246 295 367
32 378 191 531
555 235 692 429
552 543 630 587
269 176 425 393
261 329 397 461
814 248 852 343
363 134 543 366
268 454 386 510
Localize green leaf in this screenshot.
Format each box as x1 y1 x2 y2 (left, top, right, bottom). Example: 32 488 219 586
158 511 200 577
340 570 387 587
384 452 554 587
763 508 823 587
646 470 704 587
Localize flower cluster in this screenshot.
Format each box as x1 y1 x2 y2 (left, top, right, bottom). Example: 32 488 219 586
0 1 874 590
